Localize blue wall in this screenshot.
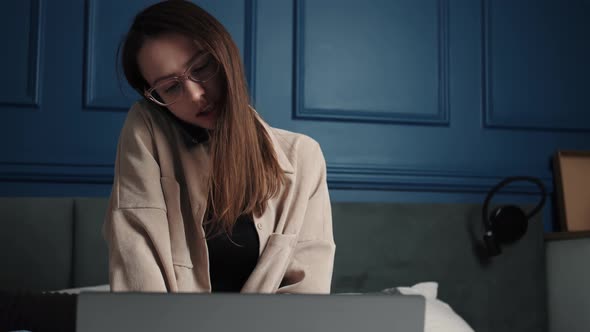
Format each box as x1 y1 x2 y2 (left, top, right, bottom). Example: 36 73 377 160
1 0 589 231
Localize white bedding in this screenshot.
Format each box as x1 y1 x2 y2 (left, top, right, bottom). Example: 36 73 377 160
391 282 474 332
338 282 474 332
54 284 110 294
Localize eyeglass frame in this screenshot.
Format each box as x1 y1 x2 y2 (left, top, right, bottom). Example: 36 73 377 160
144 53 221 107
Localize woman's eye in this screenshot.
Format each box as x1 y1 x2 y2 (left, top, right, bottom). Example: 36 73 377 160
192 56 212 73
164 83 181 94
191 64 207 75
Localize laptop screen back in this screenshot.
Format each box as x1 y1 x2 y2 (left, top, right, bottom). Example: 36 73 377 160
77 292 424 332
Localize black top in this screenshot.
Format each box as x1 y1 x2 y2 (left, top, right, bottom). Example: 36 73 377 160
205 214 260 292
167 111 260 291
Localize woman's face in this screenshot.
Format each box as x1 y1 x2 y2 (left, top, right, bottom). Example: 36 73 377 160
137 33 224 130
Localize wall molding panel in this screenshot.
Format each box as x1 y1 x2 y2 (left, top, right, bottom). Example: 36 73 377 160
83 0 134 111
0 0 42 107
83 0 258 111
481 0 590 131
293 0 449 125
245 0 258 103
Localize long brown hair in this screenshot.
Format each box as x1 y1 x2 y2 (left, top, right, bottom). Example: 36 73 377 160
120 0 285 234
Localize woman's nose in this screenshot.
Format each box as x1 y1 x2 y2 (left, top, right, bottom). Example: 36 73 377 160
184 79 205 104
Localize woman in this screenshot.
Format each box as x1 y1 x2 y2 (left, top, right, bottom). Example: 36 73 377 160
103 0 335 294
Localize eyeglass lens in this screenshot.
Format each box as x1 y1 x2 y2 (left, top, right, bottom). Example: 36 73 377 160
150 54 218 106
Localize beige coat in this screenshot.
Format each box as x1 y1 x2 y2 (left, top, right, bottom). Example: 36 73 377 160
103 100 335 294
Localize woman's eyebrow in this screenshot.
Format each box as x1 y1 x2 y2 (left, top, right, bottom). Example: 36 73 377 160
152 50 207 86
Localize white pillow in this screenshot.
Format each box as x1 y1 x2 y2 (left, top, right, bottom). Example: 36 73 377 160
384 282 474 332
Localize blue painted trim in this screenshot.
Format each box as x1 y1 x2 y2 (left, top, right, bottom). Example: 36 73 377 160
0 161 112 167
481 0 590 132
83 0 97 109
245 0 257 106
480 0 489 130
292 0 302 121
293 0 450 126
0 0 42 107
0 161 553 194
0 162 113 184
0 174 112 184
327 163 554 194
438 0 450 125
83 0 129 111
28 0 42 107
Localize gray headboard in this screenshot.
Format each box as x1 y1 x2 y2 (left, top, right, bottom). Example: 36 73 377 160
0 198 546 332
331 203 547 332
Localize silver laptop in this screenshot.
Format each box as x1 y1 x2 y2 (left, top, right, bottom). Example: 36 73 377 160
77 292 425 332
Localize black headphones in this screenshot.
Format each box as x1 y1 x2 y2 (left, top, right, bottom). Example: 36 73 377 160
482 176 546 257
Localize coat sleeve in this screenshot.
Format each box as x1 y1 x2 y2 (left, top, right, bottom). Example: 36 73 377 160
103 104 175 292
276 141 336 294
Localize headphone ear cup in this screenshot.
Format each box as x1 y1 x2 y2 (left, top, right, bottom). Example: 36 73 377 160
490 205 528 244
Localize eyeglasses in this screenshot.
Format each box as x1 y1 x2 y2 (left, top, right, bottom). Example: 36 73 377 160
144 53 220 106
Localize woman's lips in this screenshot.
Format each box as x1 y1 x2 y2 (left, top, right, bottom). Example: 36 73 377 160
196 104 215 118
